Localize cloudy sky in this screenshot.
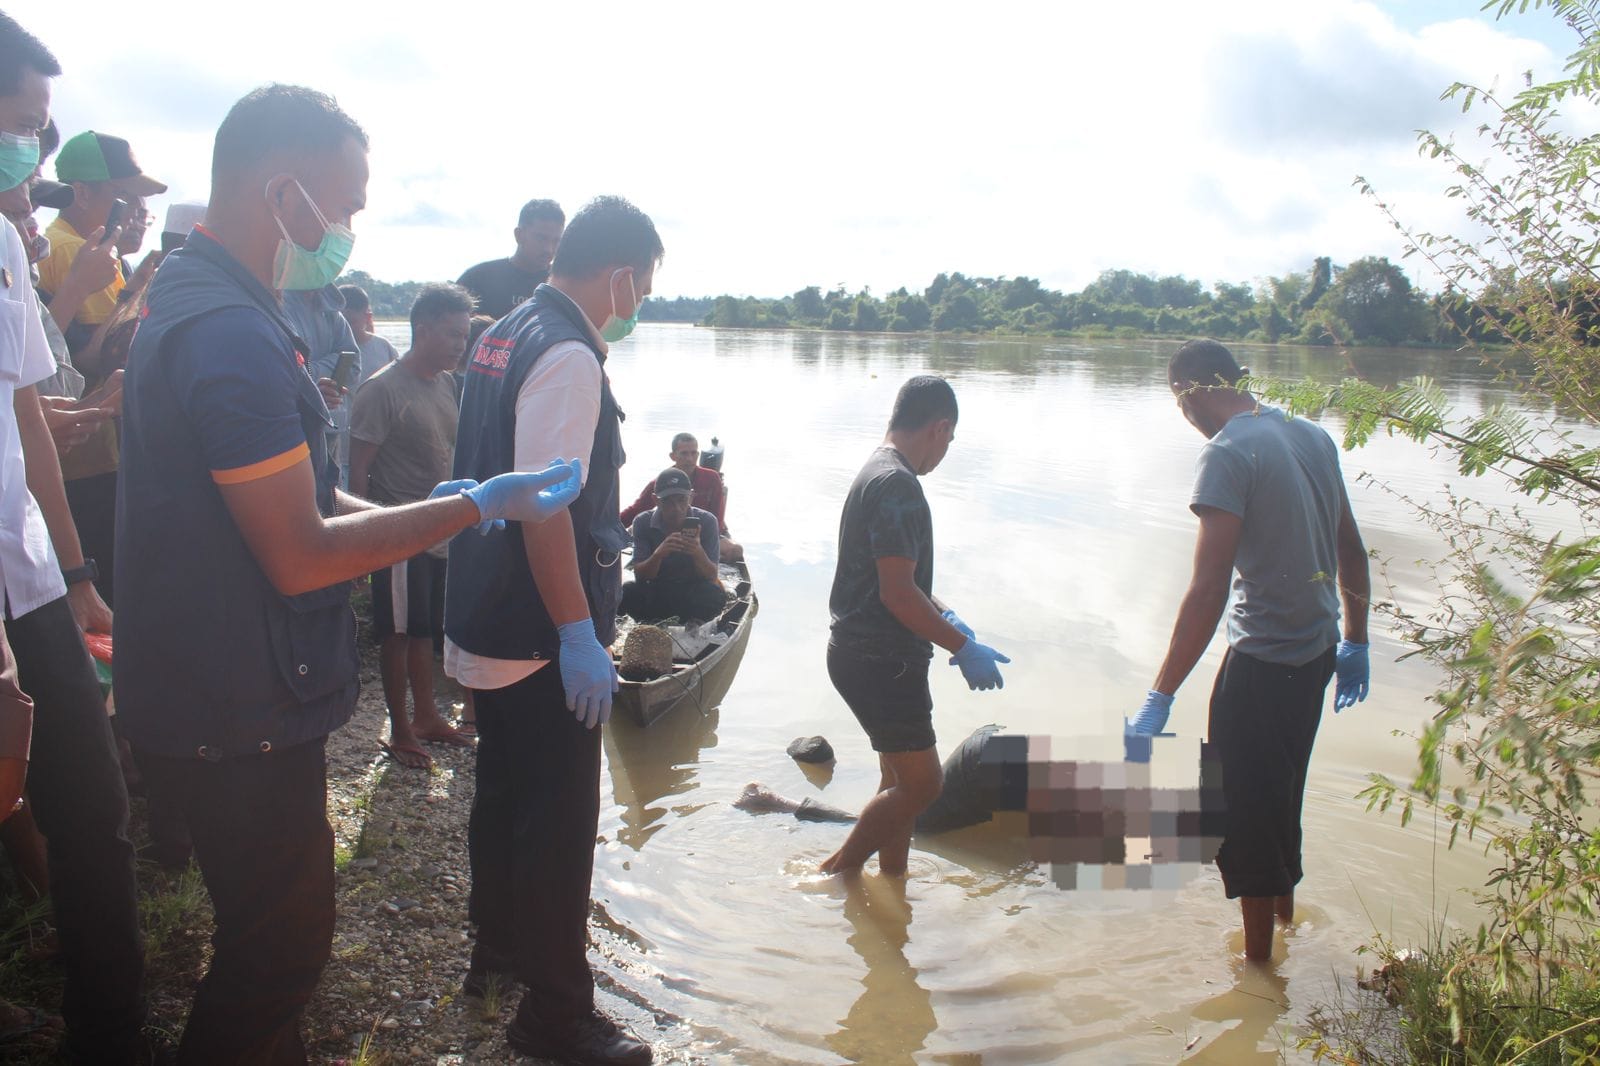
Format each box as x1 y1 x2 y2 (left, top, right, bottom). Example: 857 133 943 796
25 1 1584 299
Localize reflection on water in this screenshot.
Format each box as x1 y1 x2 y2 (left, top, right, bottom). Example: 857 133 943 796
378 322 1549 1062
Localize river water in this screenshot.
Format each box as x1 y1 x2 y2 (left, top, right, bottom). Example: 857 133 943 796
381 322 1566 1064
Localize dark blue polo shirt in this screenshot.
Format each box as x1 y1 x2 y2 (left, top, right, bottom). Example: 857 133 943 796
115 230 357 760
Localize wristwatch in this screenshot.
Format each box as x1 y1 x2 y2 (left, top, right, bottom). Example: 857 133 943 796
61 559 99 586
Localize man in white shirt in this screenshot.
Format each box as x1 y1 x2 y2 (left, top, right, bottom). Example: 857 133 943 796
445 196 660 1066
0 15 149 1060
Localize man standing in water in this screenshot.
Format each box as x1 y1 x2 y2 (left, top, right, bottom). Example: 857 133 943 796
446 195 660 1065
1129 338 1371 963
821 375 1011 876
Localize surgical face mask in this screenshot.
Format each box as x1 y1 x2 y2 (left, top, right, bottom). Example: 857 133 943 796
600 269 641 343
268 178 355 291
0 131 39 193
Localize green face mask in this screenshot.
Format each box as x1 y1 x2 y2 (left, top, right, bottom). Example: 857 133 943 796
268 178 355 291
601 269 641 343
0 132 40 193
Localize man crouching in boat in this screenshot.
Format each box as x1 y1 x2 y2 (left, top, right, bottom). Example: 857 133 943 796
820 375 1012 877
619 466 727 624
444 196 659 1065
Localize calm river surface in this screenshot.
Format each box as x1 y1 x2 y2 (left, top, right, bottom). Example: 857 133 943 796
380 322 1560 1064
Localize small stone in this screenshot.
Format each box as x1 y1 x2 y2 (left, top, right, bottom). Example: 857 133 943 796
786 736 835 764
381 902 400 916
350 857 378 870
394 898 420 911
417 865 441 879
380 1017 400 1029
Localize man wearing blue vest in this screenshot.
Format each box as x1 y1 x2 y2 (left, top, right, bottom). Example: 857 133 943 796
446 196 661 1066
115 85 580 1064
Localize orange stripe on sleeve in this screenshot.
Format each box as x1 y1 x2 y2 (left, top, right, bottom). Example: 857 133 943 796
210 443 310 485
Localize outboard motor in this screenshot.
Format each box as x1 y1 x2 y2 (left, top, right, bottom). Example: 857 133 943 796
701 436 725 472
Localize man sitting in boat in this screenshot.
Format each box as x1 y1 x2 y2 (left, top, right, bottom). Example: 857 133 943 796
621 431 744 561
621 467 728 623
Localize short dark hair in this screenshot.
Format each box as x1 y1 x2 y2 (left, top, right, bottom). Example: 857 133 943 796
670 432 697 451
212 84 368 186
410 282 475 330
337 284 370 313
1168 339 1245 387
467 314 495 348
889 375 958 432
518 199 564 228
0 12 60 97
549 195 663 280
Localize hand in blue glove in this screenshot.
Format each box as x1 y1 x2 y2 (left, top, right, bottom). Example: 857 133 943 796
557 617 618 729
1334 640 1370 711
462 459 583 526
949 638 1010 691
429 478 501 534
1128 690 1174 736
941 609 976 641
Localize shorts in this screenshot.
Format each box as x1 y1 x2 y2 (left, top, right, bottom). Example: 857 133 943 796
371 553 446 639
826 642 935 754
1207 645 1336 899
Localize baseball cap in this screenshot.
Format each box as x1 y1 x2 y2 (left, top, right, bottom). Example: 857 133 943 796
654 468 693 498
55 131 168 196
29 179 75 212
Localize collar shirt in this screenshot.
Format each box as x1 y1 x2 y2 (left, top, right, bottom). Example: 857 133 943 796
0 225 67 619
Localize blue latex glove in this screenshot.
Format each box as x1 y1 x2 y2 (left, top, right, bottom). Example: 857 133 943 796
461 458 583 526
949 638 1010 691
1128 690 1174 736
557 617 618 729
1334 640 1370 711
941 609 976 641
429 479 501 534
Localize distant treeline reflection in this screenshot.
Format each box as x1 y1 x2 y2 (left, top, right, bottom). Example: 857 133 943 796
347 255 1588 347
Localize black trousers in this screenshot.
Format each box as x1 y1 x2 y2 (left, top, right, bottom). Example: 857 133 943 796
64 471 118 607
469 662 602 1025
7 595 145 1062
141 738 334 1065
1208 645 1336 900
619 577 727 623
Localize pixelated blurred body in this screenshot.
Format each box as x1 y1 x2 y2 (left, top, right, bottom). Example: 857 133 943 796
742 727 1223 889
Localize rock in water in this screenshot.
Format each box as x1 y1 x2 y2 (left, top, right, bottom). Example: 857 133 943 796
787 736 834 764
620 625 674 681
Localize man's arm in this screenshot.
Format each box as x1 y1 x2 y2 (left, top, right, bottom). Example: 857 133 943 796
877 556 968 653
218 458 482 595
1335 496 1369 644
14 384 110 631
522 513 590 626
1151 506 1243 695
619 480 654 527
631 530 672 579
347 438 380 500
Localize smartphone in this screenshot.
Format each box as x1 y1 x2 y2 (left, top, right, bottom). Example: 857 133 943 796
681 517 701 537
330 349 360 392
101 199 130 243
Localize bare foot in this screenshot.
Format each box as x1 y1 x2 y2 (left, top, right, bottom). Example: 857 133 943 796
413 715 474 748
379 740 432 770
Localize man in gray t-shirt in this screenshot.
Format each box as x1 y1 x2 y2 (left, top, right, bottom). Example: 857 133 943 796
348 284 476 769
1128 339 1372 964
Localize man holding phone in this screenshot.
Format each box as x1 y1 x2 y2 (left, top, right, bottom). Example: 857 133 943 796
36 130 165 352
620 466 726 624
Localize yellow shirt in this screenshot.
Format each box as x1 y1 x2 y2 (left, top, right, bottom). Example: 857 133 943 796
37 218 125 326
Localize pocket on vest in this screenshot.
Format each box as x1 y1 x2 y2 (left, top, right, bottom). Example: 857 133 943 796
266 583 356 704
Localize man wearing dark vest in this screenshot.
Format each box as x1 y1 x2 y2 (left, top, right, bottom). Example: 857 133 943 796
115 85 580 1063
446 196 661 1065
